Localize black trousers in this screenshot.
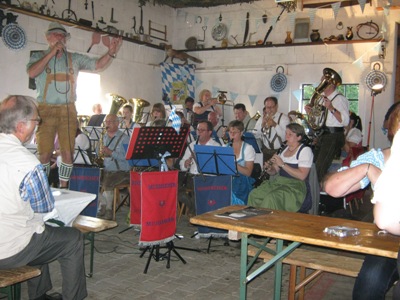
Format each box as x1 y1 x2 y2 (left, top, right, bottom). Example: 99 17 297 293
313 131 345 182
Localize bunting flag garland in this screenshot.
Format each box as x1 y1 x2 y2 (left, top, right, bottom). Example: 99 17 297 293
229 91 239 102
358 0 367 13
248 95 257 107
292 90 302 102
331 2 341 19
195 78 203 88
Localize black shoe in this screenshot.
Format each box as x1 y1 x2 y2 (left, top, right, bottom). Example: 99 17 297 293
45 293 63 300
32 293 62 300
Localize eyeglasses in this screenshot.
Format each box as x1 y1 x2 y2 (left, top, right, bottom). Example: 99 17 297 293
229 130 241 135
197 128 209 132
265 106 276 109
27 117 42 125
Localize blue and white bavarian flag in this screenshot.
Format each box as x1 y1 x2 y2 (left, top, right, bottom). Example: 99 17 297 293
168 106 181 134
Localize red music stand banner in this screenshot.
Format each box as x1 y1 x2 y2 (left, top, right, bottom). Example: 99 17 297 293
130 171 178 245
130 172 142 226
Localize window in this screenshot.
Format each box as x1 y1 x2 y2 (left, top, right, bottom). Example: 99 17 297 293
301 83 360 114
76 72 102 115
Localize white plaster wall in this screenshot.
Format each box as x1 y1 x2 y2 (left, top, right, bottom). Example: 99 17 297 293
0 0 398 149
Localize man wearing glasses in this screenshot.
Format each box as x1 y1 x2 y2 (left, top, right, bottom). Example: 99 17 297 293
253 96 290 162
97 114 130 220
179 121 221 215
0 95 87 300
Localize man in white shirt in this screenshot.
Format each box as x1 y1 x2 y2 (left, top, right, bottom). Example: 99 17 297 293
179 121 221 214
306 79 349 181
253 96 290 162
0 95 86 300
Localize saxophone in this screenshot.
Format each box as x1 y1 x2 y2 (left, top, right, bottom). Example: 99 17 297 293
94 129 106 168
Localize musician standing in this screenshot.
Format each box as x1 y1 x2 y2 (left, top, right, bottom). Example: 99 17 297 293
253 96 290 162
27 22 122 188
192 89 222 128
233 103 257 132
306 79 349 182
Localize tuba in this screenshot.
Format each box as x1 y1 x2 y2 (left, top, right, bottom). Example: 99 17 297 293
108 93 128 115
77 115 90 129
129 98 150 123
307 68 342 131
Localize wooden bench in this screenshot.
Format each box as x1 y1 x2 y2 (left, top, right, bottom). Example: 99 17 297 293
73 215 118 277
0 266 41 300
248 244 363 300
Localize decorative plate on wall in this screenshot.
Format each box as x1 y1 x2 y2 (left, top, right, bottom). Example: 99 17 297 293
365 69 387 91
2 23 26 51
211 23 228 41
270 66 287 93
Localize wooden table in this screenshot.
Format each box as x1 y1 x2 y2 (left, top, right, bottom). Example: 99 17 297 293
190 205 400 300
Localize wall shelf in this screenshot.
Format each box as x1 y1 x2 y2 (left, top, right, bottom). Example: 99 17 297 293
0 3 163 50
184 38 382 52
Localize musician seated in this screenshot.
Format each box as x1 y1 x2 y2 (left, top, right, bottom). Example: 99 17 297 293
207 111 225 143
178 120 222 216
248 123 313 213
233 103 257 132
97 114 131 220
227 120 255 205
120 104 141 129
145 103 167 126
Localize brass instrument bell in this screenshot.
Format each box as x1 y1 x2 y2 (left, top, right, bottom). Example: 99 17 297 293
129 98 150 123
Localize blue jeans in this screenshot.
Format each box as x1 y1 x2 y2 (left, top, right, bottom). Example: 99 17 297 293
353 254 398 300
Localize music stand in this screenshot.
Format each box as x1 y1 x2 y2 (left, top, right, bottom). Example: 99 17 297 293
73 147 93 166
87 114 105 126
126 126 189 163
126 126 192 272
82 126 103 141
194 145 238 176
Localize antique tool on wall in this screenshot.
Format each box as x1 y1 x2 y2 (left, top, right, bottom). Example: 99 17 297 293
243 12 249 46
110 8 117 23
84 0 88 10
132 16 137 34
307 68 342 132
62 0 77 22
91 1 94 20
263 1 295 45
138 5 144 34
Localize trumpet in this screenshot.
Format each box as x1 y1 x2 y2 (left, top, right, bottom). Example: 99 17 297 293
261 113 273 136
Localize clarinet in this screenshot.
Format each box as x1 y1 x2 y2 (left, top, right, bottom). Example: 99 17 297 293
256 141 287 183
182 137 199 187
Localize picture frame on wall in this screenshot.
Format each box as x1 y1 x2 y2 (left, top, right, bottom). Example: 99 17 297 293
294 18 310 43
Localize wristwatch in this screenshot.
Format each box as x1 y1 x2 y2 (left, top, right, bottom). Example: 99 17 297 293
108 52 116 58
331 108 337 114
